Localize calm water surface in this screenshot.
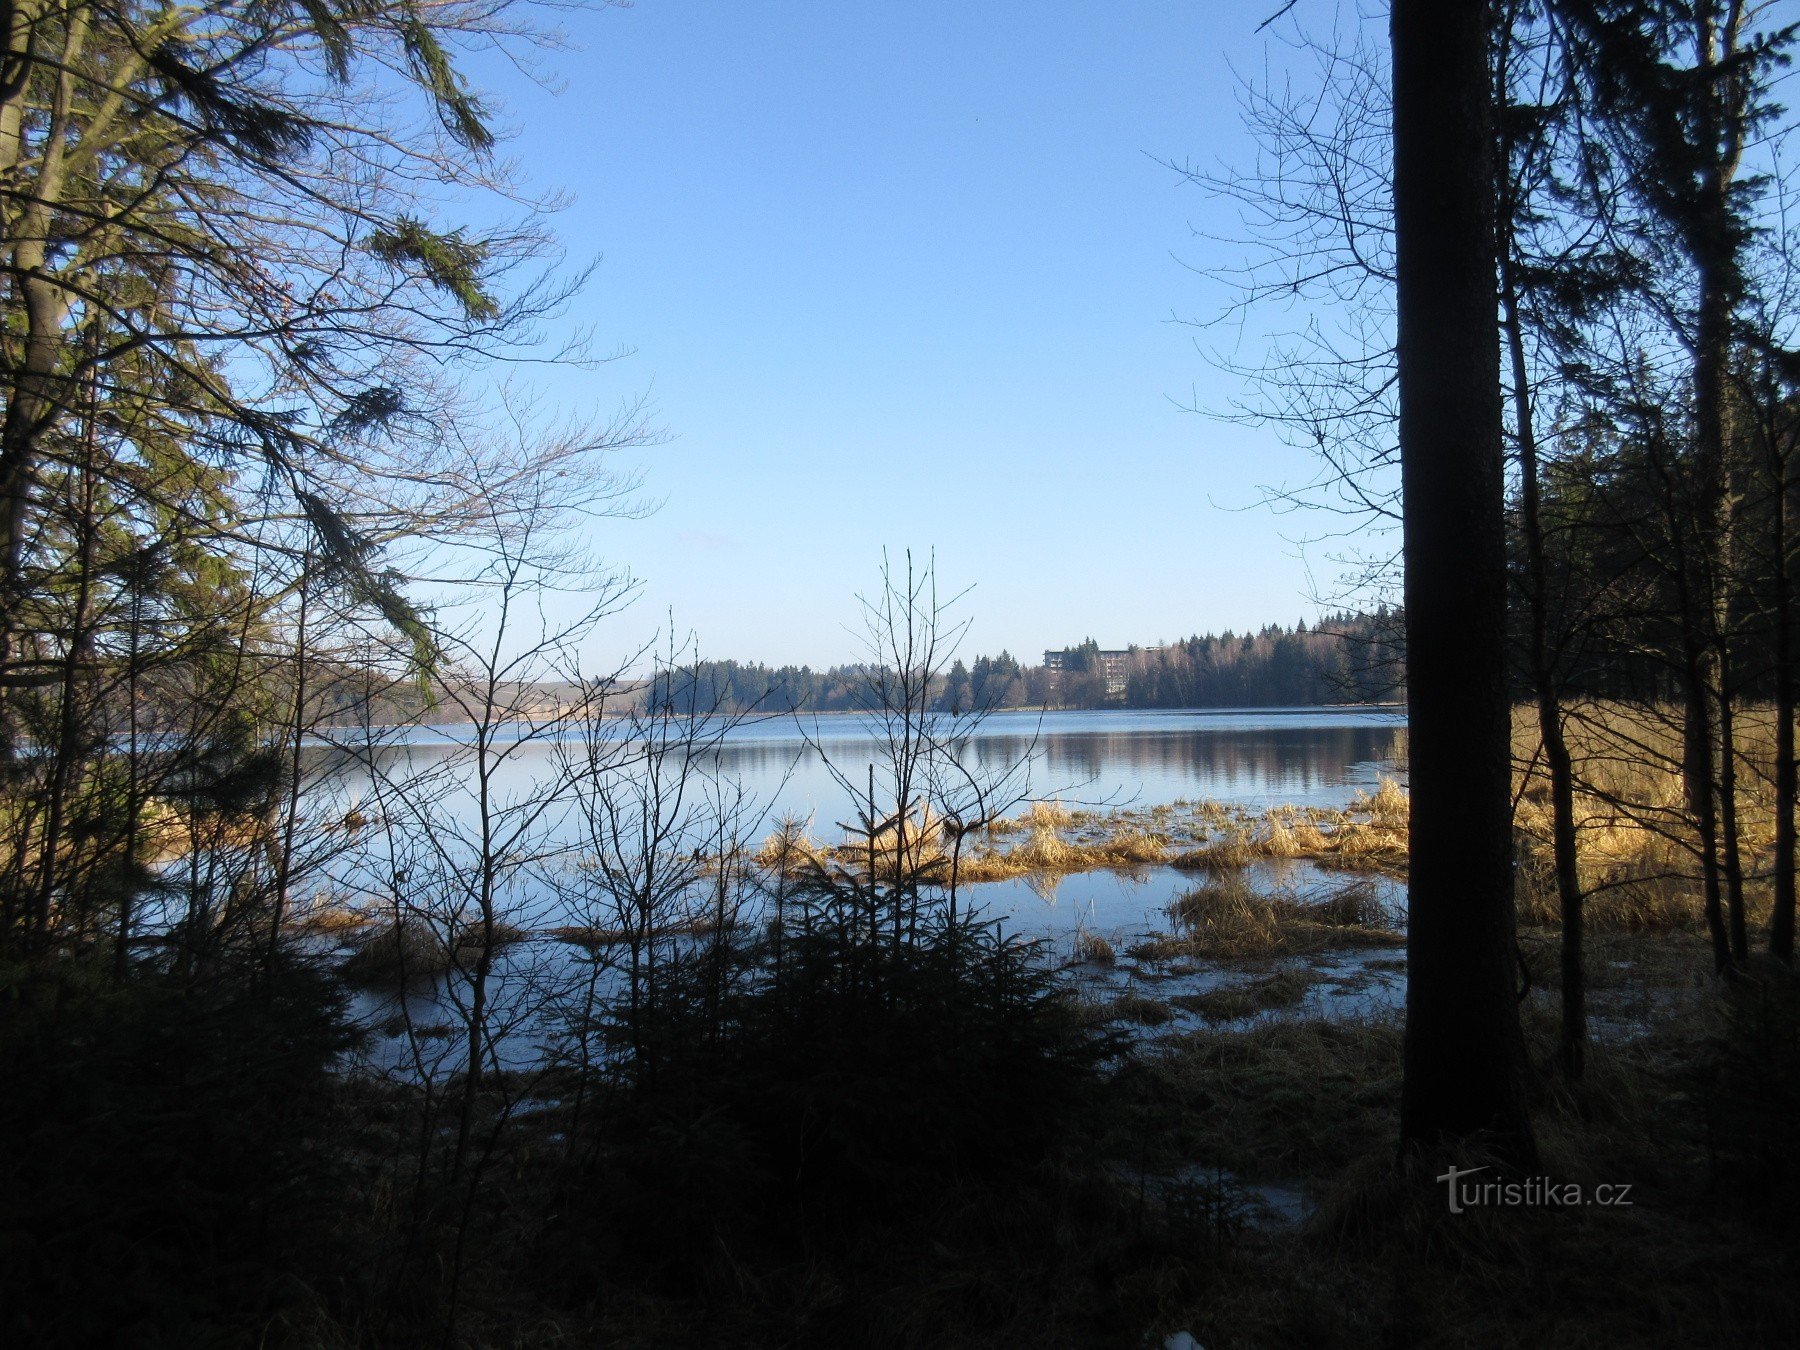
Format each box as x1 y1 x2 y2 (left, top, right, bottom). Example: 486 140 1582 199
330 706 1408 834
328 708 1411 1067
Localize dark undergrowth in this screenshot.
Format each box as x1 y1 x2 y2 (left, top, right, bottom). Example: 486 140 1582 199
3 940 1797 1347
1113 964 1800 1348
527 914 1174 1347
0 951 364 1349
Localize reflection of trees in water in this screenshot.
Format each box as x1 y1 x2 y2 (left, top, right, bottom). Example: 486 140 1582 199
1032 727 1405 798
707 728 1406 798
310 725 1409 830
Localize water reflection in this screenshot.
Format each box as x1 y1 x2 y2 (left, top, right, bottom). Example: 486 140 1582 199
317 706 1407 834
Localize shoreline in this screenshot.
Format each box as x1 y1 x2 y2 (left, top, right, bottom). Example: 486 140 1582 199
315 701 1409 735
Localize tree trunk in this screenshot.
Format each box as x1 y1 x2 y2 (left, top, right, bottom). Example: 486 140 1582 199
1500 260 1585 1079
1393 0 1537 1164
1691 0 1750 968
1682 609 1733 972
1773 439 1797 963
1715 661 1750 962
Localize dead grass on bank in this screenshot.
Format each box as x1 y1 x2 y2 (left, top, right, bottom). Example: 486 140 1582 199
1065 987 1178 1028
288 897 372 934
748 786 1412 888
751 813 828 876
340 917 529 984
1070 928 1116 965
1167 785 1409 874
1169 968 1320 1022
1511 701 1788 936
1130 875 1402 963
735 701 1792 946
747 796 1180 887
1117 988 1800 1350
1119 1017 1405 1184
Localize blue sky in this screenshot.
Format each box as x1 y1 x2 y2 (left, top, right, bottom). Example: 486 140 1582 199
468 1 1362 667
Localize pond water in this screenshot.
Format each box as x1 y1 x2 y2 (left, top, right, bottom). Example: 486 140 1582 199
324 705 1407 835
314 704 1407 941
323 708 1413 1069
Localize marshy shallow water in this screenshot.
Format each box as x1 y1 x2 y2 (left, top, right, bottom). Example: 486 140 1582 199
308 708 1414 1068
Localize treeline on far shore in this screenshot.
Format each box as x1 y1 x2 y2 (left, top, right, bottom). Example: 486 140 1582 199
361 612 1404 723
648 610 1404 714
327 611 1407 724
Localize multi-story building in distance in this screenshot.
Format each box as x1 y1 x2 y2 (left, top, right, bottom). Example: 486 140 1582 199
1043 646 1160 700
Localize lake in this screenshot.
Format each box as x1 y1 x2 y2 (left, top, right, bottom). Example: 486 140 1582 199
325 706 1412 1066
329 705 1409 837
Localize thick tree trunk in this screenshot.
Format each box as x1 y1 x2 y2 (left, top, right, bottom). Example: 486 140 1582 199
1393 0 1537 1163
0 8 87 752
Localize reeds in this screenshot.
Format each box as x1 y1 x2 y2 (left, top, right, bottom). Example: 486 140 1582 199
1070 989 1175 1026
1167 787 1408 874
1274 877 1387 928
548 915 722 949
1510 700 1785 935
1165 876 1282 954
1169 967 1319 1022
289 897 372 934
1139 876 1401 962
735 698 1799 945
341 918 527 984
753 813 826 876
1071 928 1117 965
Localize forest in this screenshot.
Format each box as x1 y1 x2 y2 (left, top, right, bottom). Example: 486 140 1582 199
640 613 1401 714
2 2 1798 1348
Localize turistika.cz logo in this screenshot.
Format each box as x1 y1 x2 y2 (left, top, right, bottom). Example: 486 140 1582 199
1436 1165 1634 1214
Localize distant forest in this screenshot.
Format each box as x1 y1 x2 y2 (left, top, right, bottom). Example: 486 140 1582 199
665 610 1404 715
1118 611 1403 708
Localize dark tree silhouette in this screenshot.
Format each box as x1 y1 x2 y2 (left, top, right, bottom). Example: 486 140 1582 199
1391 0 1537 1163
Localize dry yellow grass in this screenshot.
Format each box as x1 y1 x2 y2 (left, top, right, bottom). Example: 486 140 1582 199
342 918 528 984
738 701 1785 943
289 898 371 934
1071 929 1116 965
754 789 1403 885
1165 784 1408 875
753 814 827 876
1174 820 1261 870
1164 876 1282 954
1139 875 1401 962
941 803 1171 882
1512 700 1783 934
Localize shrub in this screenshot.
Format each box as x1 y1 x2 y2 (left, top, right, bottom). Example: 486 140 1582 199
541 905 1116 1310
0 953 362 1347
1695 959 1800 1223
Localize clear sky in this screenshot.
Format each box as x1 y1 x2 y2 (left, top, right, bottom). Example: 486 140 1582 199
467 1 1358 668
